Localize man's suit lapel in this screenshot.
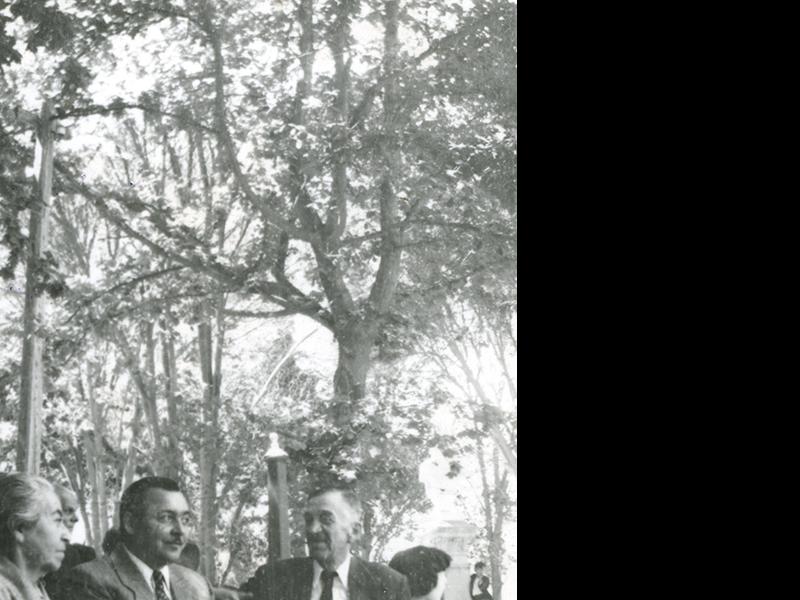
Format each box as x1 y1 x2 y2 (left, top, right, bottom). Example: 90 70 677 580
170 567 201 600
109 546 154 600
348 556 378 600
294 558 314 600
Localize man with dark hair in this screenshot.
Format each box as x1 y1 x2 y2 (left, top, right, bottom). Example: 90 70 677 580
469 562 492 600
43 485 97 597
57 476 213 600
243 485 411 600
388 546 451 600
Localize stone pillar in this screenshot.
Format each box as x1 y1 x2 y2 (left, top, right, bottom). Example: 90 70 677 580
424 520 478 600
266 433 291 562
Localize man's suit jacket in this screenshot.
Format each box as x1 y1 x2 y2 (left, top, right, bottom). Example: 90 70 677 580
469 574 492 600
56 545 213 600
44 543 97 598
242 556 411 600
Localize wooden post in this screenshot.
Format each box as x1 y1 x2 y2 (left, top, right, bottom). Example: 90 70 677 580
17 100 54 475
266 432 291 562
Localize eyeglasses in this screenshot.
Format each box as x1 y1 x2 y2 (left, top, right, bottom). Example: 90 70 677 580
151 513 196 529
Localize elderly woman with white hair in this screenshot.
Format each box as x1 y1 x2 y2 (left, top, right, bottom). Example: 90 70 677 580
0 473 70 600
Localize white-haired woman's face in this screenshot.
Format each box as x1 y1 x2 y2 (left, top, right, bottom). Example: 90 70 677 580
16 488 70 574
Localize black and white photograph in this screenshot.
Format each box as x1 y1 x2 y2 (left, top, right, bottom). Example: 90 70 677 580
0 1 516 598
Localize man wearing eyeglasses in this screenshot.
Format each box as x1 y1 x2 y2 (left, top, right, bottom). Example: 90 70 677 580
57 476 213 600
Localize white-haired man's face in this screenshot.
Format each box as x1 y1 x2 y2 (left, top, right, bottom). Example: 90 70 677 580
304 490 360 570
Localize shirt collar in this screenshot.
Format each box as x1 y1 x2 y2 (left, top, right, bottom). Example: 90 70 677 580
123 544 171 591
313 553 351 591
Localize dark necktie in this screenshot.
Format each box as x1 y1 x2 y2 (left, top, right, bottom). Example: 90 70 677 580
320 570 337 600
153 570 170 600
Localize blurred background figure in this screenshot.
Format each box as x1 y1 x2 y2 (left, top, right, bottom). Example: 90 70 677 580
469 562 492 600
101 528 122 555
0 473 71 600
176 541 201 571
389 545 451 600
43 484 97 597
177 541 252 600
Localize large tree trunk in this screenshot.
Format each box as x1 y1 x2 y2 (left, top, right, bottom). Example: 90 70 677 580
326 0 404 423
331 323 376 419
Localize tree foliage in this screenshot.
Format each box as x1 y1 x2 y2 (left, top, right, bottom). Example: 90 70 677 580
1 0 516 587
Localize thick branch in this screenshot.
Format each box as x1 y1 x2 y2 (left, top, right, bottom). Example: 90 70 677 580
56 162 331 322
202 5 312 243
348 8 498 129
367 1 404 316
54 102 217 133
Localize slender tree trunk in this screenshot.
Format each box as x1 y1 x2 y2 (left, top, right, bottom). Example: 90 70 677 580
489 447 505 600
68 439 94 547
81 366 109 542
161 329 183 481
83 430 103 553
220 489 250 585
117 393 143 527
477 432 506 600
360 504 375 560
114 325 166 475
197 318 219 582
142 321 168 474
17 100 54 475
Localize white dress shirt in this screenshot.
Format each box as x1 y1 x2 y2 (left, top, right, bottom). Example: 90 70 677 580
310 554 351 600
124 545 173 600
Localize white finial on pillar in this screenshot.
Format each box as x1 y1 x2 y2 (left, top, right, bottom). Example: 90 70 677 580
266 432 288 458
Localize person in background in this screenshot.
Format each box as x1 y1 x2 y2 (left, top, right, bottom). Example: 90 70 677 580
100 529 121 556
43 485 96 597
388 546 452 600
58 476 213 600
243 483 411 600
176 542 200 571
469 562 492 600
0 473 71 600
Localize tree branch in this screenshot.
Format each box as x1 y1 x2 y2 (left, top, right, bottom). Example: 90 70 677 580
53 102 217 133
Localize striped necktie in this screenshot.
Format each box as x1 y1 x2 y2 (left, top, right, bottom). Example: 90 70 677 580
153 570 170 600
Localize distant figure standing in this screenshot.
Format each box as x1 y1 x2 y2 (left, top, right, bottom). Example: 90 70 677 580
389 546 451 600
469 562 492 600
43 485 97 597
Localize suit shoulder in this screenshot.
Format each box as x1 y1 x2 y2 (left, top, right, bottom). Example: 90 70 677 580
256 557 310 575
171 564 210 585
363 561 408 586
64 544 97 568
68 556 113 577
